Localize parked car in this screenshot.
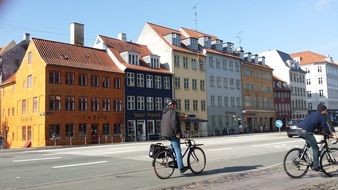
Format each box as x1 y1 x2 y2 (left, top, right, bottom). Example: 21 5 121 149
286 119 303 138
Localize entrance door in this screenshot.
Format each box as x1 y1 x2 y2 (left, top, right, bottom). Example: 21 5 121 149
137 120 146 141
127 120 136 142
91 124 98 144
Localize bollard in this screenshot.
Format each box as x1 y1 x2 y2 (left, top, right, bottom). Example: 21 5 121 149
98 137 101 144
84 137 87 145
69 137 72 146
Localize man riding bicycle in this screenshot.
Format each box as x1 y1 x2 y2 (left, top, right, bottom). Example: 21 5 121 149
298 103 336 171
161 99 188 176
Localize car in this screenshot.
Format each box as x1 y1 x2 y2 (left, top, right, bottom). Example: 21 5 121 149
286 119 303 138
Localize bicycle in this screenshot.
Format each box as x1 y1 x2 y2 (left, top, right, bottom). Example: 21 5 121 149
151 138 206 179
283 134 338 178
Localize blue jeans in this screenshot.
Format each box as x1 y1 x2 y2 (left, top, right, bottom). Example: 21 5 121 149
170 137 184 170
300 131 319 168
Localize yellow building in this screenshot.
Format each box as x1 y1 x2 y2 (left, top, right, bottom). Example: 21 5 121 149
0 38 124 148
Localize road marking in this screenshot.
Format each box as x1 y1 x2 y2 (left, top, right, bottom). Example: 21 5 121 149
52 161 108 169
208 147 233 151
12 157 62 163
250 141 302 148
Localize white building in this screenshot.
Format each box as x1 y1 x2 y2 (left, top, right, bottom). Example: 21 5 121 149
290 51 338 111
259 50 307 119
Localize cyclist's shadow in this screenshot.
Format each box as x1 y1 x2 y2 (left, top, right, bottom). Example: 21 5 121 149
183 165 263 177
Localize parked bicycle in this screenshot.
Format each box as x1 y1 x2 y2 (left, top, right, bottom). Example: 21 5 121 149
149 138 206 179
283 134 338 178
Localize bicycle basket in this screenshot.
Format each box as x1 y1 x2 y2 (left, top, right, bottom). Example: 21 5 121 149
149 143 165 158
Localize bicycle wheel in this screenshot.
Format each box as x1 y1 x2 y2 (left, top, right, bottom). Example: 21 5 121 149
283 148 310 178
321 147 338 177
188 147 206 174
152 149 175 179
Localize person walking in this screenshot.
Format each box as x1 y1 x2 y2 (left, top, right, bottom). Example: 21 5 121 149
161 99 188 176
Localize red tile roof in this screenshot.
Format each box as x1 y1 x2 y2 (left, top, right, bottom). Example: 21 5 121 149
290 51 328 65
180 27 218 41
1 73 15 87
32 38 123 73
273 75 286 83
99 35 171 74
146 22 205 56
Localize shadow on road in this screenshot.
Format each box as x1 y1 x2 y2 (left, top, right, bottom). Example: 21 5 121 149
182 165 263 177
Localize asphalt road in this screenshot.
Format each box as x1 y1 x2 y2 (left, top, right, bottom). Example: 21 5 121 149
0 132 311 190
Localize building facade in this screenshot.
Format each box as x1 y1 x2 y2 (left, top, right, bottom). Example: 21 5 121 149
259 50 307 119
0 37 125 148
180 27 242 135
137 22 208 137
94 34 172 141
273 75 292 127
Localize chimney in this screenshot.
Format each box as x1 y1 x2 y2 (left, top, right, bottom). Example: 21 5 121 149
244 52 252 62
251 54 258 63
223 42 234 53
23 33 30 41
258 56 265 65
70 22 84 46
118 33 127 42
235 47 244 60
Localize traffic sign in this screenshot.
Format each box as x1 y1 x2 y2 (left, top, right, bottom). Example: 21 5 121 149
275 120 283 128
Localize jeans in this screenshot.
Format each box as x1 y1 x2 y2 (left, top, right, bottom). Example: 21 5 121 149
170 136 184 170
300 130 319 168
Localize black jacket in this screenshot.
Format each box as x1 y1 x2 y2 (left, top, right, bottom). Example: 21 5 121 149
160 107 181 139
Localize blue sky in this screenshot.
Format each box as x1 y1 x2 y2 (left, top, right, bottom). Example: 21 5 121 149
1 0 337 59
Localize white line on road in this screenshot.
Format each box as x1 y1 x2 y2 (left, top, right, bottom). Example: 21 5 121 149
250 140 302 147
52 161 108 169
12 157 62 162
208 147 233 151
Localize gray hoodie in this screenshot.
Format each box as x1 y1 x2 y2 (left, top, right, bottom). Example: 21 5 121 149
161 107 181 139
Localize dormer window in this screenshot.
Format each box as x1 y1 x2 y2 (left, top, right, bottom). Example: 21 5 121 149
120 51 140 65
150 57 160 68
204 37 211 48
190 38 198 50
143 55 161 69
172 33 181 46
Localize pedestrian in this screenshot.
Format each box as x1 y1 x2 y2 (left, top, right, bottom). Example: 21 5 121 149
161 99 188 176
239 123 243 134
298 104 337 171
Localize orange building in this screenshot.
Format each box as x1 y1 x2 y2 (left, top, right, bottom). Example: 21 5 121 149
241 54 275 132
0 38 124 148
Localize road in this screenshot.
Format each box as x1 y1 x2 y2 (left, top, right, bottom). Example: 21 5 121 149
0 132 336 190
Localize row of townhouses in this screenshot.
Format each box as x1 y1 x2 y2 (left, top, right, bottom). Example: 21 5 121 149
0 22 337 148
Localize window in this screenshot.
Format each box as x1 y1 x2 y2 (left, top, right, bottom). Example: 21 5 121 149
79 97 88 111
28 52 32 64
230 78 234 89
65 96 75 111
102 98 111 112
22 99 27 114
184 99 190 111
78 74 88 86
33 97 38 112
27 75 32 88
66 72 75 85
319 89 324 97
193 100 198 111
147 120 155 135
192 79 197 90
48 124 60 139
91 98 100 111
163 77 170 89
91 75 99 87
49 71 61 84
306 79 311 85
65 124 74 138
201 100 206 111
114 78 121 88
128 53 139 65
103 124 110 136
175 77 180 89
318 66 322 73
224 96 229 107
137 74 144 87
174 55 180 67
210 76 215 87
146 75 153 88
199 59 205 71
114 123 122 135
127 72 135 86
209 57 214 68
211 96 215 107
137 96 145 110
147 97 154 110
200 80 205 91
177 99 181 110
237 97 241 107
183 57 188 68
49 96 61 111
191 58 197 70
184 78 189 89
236 79 240 90
113 99 122 112
79 124 87 137
216 58 221 69
229 60 234 71
155 97 162 110
235 62 240 72
217 77 221 88
318 77 323 85
127 96 135 110
155 76 162 89
218 96 223 107
222 59 227 70
102 76 110 88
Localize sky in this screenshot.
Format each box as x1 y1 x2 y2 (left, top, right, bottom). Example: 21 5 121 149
0 0 338 59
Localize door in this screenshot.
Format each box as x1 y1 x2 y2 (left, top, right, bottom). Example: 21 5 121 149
91 124 98 144
137 120 146 141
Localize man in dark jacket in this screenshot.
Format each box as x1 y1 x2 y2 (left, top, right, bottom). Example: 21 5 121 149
161 99 188 175
298 104 335 171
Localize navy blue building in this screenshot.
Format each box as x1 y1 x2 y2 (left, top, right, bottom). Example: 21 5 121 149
96 34 172 141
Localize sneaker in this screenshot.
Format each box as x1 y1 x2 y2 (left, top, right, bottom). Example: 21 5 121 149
180 166 189 174
313 166 322 172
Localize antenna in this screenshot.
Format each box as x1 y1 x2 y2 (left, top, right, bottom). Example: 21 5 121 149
193 3 198 31
235 31 242 47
